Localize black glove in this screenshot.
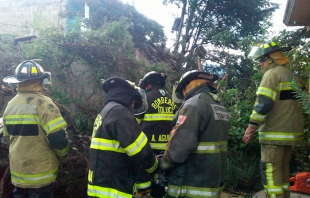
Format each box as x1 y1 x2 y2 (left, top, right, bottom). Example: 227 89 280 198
150 180 166 198
155 157 165 174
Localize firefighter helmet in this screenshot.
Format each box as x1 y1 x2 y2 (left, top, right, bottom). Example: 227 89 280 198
138 71 167 90
175 70 219 99
248 41 292 60
3 60 51 84
101 77 148 113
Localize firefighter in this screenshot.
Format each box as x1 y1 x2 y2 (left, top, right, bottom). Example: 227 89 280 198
2 60 69 198
135 71 177 197
137 71 177 153
243 41 304 198
87 77 158 198
159 70 230 198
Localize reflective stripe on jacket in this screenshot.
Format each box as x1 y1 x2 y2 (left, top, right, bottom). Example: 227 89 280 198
3 91 67 188
250 63 304 145
163 86 230 197
88 102 158 197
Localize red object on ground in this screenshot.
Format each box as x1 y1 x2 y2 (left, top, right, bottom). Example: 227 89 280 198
290 172 310 194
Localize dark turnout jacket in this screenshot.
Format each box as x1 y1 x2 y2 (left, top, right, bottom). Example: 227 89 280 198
88 101 158 198
160 86 230 197
137 87 177 153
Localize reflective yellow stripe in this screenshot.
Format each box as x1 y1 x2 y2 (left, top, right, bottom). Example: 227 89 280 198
124 132 148 156
278 82 293 91
145 157 158 174
135 118 142 124
135 181 151 190
265 163 283 195
4 114 41 125
271 42 277 46
257 87 276 101
143 113 174 121
259 132 304 141
250 110 266 121
90 138 126 153
283 183 290 191
266 163 274 186
167 184 223 197
43 117 66 135
263 42 277 49
54 146 69 157
194 141 227 154
11 167 58 185
150 143 167 151
264 185 283 194
91 132 149 157
87 184 132 198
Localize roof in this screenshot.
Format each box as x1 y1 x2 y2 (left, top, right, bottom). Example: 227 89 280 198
283 0 310 26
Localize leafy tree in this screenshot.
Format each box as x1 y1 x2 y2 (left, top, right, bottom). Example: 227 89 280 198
64 0 175 66
163 0 278 87
0 35 23 114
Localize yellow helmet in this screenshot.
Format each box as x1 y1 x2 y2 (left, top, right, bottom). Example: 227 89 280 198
248 41 292 60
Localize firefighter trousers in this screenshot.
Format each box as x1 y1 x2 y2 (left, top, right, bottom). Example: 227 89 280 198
260 144 292 198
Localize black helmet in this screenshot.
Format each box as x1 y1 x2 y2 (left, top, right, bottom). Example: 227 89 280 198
248 41 292 60
175 70 219 99
101 77 147 112
138 71 167 90
3 60 51 84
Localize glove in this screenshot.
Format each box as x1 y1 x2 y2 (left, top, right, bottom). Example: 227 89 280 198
242 126 257 144
154 157 164 174
150 180 166 198
134 188 152 198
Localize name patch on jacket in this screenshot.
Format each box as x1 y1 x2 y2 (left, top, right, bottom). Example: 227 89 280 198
211 104 230 121
151 97 177 113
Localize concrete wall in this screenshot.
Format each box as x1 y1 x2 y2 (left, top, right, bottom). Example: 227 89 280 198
0 0 66 37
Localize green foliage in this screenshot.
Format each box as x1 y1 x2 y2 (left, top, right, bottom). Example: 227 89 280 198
48 86 72 105
220 67 261 151
225 150 261 191
292 143 310 173
0 34 23 73
292 80 310 115
141 62 177 92
74 113 94 132
65 0 168 64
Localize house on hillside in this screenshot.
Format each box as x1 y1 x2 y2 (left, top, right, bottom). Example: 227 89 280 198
0 0 150 62
0 0 153 115
0 0 66 37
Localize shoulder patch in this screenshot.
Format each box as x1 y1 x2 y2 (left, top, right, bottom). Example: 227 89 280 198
159 89 166 96
211 104 230 121
177 115 186 124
